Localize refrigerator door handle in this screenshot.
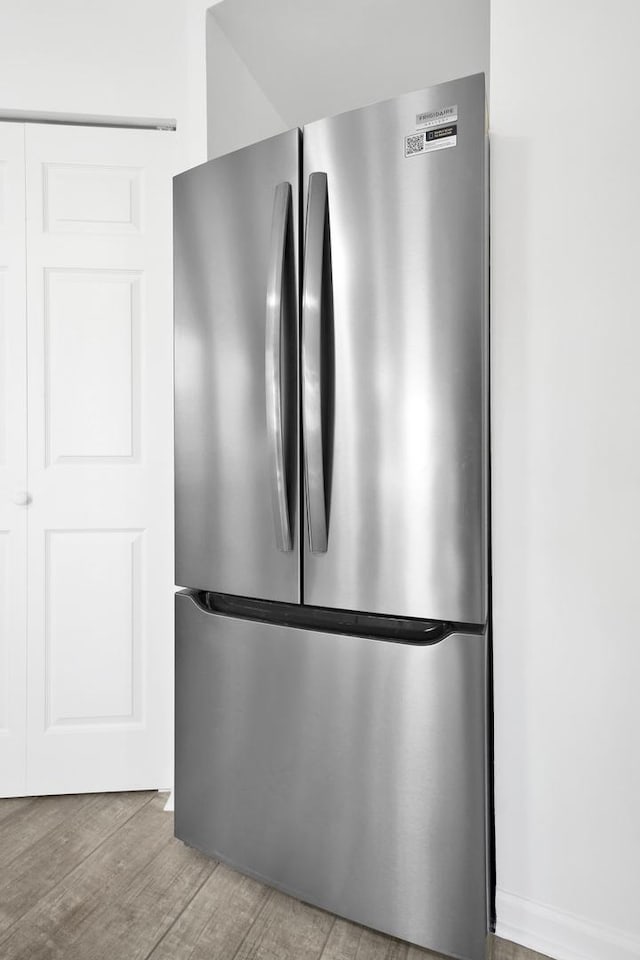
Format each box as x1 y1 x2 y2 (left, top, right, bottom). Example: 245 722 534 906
265 181 293 552
302 172 329 554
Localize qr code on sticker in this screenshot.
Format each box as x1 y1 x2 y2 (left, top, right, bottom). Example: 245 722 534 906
405 133 424 156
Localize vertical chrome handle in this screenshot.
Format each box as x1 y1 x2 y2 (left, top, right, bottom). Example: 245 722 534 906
265 182 293 552
302 172 329 554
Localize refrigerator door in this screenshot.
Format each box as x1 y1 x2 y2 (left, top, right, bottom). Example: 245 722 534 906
301 75 488 623
174 130 300 602
175 590 488 960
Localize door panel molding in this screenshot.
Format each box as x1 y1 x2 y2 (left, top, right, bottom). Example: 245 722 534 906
43 267 142 465
44 527 144 731
43 162 143 235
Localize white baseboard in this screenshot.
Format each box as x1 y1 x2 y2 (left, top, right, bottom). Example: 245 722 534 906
495 889 640 960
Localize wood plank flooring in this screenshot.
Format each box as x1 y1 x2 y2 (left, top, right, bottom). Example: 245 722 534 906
0 792 550 960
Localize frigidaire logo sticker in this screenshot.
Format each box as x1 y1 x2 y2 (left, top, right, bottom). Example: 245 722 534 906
415 104 457 128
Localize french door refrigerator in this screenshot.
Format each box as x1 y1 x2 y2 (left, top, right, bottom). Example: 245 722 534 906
174 74 489 960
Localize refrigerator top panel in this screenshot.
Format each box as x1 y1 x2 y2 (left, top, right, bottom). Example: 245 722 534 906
302 74 488 625
174 129 301 602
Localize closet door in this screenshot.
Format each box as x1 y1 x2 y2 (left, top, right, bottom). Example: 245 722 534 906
25 124 176 794
0 124 27 797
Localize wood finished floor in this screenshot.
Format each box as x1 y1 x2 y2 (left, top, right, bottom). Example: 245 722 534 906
0 791 550 960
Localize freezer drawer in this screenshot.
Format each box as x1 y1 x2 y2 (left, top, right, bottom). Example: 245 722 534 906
175 591 488 960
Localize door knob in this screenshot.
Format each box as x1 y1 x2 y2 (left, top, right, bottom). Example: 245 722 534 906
12 491 31 506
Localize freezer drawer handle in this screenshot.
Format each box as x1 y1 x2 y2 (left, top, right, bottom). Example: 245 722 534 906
265 181 294 552
302 172 330 554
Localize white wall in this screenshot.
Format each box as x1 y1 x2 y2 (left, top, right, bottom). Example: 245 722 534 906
491 3 640 959
207 14 287 160
0 0 210 170
207 0 489 156
0 0 183 120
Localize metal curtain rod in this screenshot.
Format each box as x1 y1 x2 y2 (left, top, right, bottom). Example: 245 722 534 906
0 108 176 131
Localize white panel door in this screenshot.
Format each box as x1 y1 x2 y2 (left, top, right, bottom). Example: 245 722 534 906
0 124 27 797
25 124 176 794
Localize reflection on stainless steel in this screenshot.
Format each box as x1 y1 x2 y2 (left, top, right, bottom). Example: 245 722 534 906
266 181 293 552
175 590 488 960
301 172 330 554
174 129 300 601
174 75 490 960
303 75 487 623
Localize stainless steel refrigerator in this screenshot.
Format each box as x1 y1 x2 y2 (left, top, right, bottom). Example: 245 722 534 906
173 73 490 960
